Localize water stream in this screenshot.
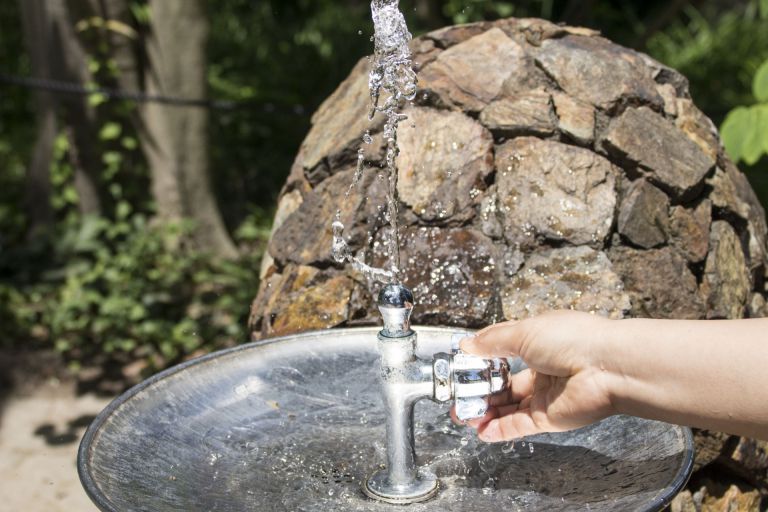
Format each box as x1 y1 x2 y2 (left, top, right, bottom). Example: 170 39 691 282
332 0 418 285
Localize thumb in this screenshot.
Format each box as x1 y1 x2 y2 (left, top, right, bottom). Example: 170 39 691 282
460 320 527 359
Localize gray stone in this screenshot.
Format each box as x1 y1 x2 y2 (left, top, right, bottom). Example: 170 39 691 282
496 137 617 247
603 106 715 200
552 92 595 144
535 35 662 110
479 88 555 136
609 246 706 319
702 221 750 319
501 246 630 320
396 107 493 222
618 180 670 248
419 28 525 111
669 200 711 264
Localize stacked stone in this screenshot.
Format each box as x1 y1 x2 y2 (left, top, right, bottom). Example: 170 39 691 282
249 18 768 501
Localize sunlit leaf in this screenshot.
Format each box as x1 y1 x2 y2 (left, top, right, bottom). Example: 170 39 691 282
754 59 768 103
721 106 752 162
742 107 764 166
99 122 122 141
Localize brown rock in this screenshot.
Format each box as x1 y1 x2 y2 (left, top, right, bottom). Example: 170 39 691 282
534 35 662 110
260 189 304 279
552 92 595 144
609 246 706 319
502 246 630 319
479 88 555 136
396 107 493 222
749 293 767 318
670 490 699 512
269 168 386 267
676 98 719 162
706 166 768 273
669 200 712 264
424 22 490 49
375 227 499 327
603 106 715 200
656 83 679 117
618 180 670 248
694 429 734 471
269 273 354 336
478 186 503 239
299 58 380 174
726 437 768 484
701 485 762 512
702 221 750 319
496 137 617 247
419 28 525 111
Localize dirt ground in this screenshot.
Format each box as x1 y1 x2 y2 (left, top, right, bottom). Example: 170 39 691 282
0 350 112 512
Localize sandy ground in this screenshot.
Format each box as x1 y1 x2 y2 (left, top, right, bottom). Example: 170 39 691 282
0 375 112 512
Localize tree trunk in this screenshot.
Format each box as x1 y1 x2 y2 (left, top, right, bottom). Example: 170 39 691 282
19 0 56 235
140 0 237 258
50 0 104 217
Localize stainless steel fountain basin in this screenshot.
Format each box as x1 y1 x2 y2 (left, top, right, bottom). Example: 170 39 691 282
78 327 693 511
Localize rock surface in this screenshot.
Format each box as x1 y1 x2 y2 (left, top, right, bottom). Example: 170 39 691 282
618 180 670 248
502 246 630 319
396 107 493 222
250 17 768 505
496 137 617 247
603 106 715 200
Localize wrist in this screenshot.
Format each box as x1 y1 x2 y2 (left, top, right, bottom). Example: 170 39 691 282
590 316 629 416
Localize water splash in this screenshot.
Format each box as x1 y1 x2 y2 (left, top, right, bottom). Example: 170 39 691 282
331 0 417 284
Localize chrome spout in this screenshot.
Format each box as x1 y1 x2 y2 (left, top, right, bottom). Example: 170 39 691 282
363 284 511 505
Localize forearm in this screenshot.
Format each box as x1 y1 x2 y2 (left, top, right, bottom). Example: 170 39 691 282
599 318 768 440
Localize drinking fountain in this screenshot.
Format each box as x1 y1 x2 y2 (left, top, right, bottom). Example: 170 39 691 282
78 283 694 511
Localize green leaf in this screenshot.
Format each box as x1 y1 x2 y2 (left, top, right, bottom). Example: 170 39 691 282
758 104 768 156
742 107 765 166
99 122 122 141
720 106 752 162
761 0 768 20
754 60 768 103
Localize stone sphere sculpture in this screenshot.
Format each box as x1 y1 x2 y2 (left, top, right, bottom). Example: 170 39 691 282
249 18 768 503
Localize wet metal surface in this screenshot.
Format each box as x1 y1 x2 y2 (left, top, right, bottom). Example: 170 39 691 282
79 327 693 511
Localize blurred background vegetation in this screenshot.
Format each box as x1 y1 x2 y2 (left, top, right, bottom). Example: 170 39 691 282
0 0 767 386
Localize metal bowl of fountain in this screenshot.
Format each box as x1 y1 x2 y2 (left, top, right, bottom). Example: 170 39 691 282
78 325 693 512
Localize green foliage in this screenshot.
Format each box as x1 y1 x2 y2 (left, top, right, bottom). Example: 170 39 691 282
646 1 768 122
754 60 768 102
0 214 264 373
721 61 768 166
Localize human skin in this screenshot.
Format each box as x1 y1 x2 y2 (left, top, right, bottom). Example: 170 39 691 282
459 310 768 442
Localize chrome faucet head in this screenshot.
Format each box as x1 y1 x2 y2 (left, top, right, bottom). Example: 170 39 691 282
377 283 414 338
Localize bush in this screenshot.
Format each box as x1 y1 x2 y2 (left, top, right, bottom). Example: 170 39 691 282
0 213 264 377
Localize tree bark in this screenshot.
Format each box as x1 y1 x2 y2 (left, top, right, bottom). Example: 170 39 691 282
141 0 237 258
19 0 56 235
66 0 237 258
51 0 104 217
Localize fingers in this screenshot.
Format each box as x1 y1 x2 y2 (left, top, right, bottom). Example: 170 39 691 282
460 320 527 359
476 407 546 442
488 368 535 406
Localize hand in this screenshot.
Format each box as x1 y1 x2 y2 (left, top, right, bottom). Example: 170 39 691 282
459 311 616 442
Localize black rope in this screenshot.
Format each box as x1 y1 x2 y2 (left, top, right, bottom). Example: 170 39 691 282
0 72 307 115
